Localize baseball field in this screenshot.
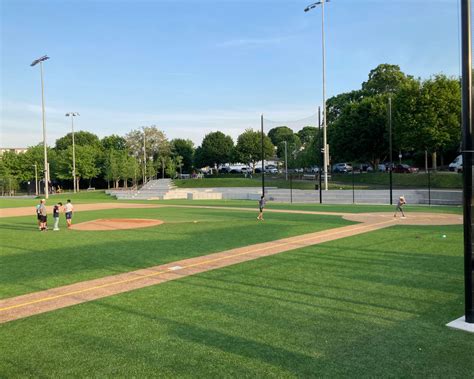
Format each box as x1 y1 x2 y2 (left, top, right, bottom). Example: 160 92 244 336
0 193 472 377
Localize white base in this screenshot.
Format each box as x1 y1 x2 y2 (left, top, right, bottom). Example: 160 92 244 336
446 316 474 333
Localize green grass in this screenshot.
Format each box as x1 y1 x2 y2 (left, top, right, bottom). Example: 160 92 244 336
333 171 462 189
1 224 471 377
175 177 356 190
1 192 462 214
0 206 353 299
175 172 463 190
144 199 463 215
0 190 115 208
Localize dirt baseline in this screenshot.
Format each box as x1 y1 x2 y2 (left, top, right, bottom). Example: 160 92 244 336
71 218 164 231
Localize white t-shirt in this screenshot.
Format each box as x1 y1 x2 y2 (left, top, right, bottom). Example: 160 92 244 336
64 203 74 212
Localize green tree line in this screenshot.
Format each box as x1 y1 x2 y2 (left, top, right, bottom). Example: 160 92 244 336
1 63 461 194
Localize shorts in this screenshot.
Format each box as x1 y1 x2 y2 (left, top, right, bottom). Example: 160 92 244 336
259 207 264 212
65 212 72 220
40 215 47 223
37 214 42 220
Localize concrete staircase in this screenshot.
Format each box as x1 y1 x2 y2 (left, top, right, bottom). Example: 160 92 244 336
107 179 178 200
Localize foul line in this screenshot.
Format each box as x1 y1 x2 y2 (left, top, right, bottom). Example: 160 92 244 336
0 219 394 313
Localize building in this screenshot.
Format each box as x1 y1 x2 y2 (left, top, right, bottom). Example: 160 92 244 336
0 147 28 155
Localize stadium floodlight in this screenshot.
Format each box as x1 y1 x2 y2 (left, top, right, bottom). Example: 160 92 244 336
304 0 329 13
30 55 50 198
65 112 80 192
305 0 330 191
30 55 50 67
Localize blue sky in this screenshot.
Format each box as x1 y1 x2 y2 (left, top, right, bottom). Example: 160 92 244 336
1 0 461 147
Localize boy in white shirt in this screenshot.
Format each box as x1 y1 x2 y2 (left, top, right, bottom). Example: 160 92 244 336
64 199 74 228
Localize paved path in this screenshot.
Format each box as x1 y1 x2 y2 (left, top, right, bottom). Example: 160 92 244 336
0 204 462 324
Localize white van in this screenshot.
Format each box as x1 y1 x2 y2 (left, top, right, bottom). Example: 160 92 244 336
448 155 462 172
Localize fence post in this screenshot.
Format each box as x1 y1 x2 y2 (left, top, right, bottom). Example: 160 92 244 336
428 169 431 206
352 165 355 204
290 174 293 204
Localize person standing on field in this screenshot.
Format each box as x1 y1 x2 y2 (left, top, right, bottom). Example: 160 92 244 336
64 199 74 228
53 202 62 231
257 195 266 221
38 199 48 231
394 196 406 218
35 200 42 230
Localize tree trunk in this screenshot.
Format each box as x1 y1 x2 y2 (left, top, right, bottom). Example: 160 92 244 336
431 151 437 171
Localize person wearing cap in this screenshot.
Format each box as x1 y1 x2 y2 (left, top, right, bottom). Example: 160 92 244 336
394 196 406 218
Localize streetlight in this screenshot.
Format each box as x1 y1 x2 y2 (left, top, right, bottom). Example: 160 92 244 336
388 96 393 205
143 128 147 183
65 112 79 193
305 0 329 191
283 140 288 181
30 55 50 199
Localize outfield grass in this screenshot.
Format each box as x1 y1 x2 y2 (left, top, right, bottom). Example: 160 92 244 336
333 171 462 189
0 206 353 299
175 172 462 190
1 224 471 377
175 177 357 190
0 190 115 208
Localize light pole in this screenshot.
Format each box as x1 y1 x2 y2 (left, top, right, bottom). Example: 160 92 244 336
283 140 288 181
65 112 79 192
261 114 265 197
143 128 147 184
30 55 50 199
388 96 393 205
461 0 474 324
305 0 329 191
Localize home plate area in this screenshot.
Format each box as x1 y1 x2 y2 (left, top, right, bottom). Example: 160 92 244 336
70 218 164 231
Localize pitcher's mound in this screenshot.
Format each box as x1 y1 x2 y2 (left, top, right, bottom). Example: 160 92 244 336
71 218 164 231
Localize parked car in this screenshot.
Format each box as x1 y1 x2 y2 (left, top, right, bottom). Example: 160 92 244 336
393 164 419 173
448 155 462 173
332 163 353 173
305 166 320 173
265 167 278 174
359 163 374 172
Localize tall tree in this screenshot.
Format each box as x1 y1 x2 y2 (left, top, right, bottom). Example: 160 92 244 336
126 126 170 181
199 131 234 170
101 135 127 151
171 139 194 172
395 74 461 168
55 131 101 150
329 95 389 168
234 129 274 172
267 126 294 146
297 126 318 145
362 64 413 95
